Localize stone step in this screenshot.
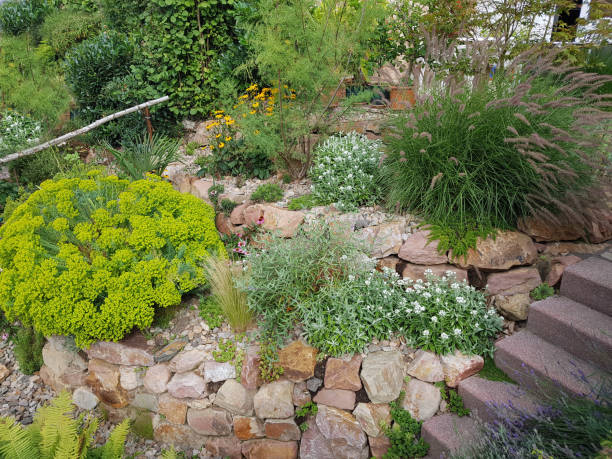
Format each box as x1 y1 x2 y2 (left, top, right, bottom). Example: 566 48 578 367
527 296 612 372
494 330 608 398
457 376 537 425
421 413 478 459
560 256 612 317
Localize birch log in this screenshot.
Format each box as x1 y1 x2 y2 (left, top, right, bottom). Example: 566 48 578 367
0 96 170 164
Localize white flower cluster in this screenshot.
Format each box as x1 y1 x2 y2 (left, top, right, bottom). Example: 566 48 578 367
0 110 42 156
310 132 383 211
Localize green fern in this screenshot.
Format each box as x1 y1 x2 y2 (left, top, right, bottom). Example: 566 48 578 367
0 417 39 459
97 419 129 459
161 446 180 459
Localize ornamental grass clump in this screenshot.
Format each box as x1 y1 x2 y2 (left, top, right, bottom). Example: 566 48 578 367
310 132 384 211
0 173 225 347
383 50 612 234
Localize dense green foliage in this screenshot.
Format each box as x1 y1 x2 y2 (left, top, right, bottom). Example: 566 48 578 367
0 0 53 36
437 383 470 416
0 174 225 347
199 296 224 329
10 146 81 187
382 391 429 458
12 327 44 375
0 182 19 212
310 132 383 211
0 392 130 459
288 193 321 210
39 8 101 57
246 225 502 356
250 183 283 202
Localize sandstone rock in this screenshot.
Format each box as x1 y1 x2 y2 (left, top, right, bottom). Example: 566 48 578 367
0 364 9 383
292 381 311 407
315 404 369 459
42 336 87 380
214 379 254 415
278 340 317 382
253 380 294 419
39 365 66 392
234 416 265 440
355 221 405 258
72 387 98 410
406 350 444 383
158 394 187 425
242 439 299 459
369 435 392 458
190 178 214 201
299 418 334 459
131 392 158 412
451 231 537 271
143 363 171 394
360 351 404 403
399 263 468 283
154 340 186 363
487 267 542 296
324 355 362 391
264 418 301 441
216 213 234 236
518 216 582 242
86 359 128 408
169 349 205 373
377 256 400 273
187 407 232 436
167 372 206 399
440 350 484 387
230 203 249 225
119 366 143 391
206 436 243 459
495 293 531 321
87 338 154 366
586 207 612 243
401 378 441 421
353 403 391 437
241 345 263 390
542 241 609 256
546 255 581 286
243 204 304 238
153 421 205 449
313 388 356 410
398 230 447 264
203 360 236 382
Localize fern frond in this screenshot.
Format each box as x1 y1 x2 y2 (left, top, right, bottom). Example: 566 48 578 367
78 415 99 459
161 446 179 459
0 417 39 459
99 419 130 459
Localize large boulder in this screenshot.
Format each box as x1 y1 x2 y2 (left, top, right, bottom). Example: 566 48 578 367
234 416 265 440
518 216 582 242
243 204 304 238
324 355 362 391
86 337 154 366
440 351 484 387
360 351 404 403
166 372 206 399
214 379 254 416
143 364 171 394
242 439 299 459
313 388 356 410
158 394 188 425
495 293 531 321
355 222 406 259
203 360 236 383
406 350 444 383
72 387 99 410
153 421 206 449
487 267 542 296
401 378 441 421
85 359 129 408
241 345 263 390
398 230 448 264
42 336 88 390
205 436 243 459
169 349 205 373
253 380 294 419
264 418 302 441
353 403 392 437
451 231 537 271
278 340 317 382
187 408 232 436
399 263 468 282
313 405 369 459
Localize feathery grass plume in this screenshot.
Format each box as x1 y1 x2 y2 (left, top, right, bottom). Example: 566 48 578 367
203 257 252 332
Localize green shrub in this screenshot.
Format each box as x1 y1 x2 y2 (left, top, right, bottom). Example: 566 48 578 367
251 183 283 203
103 133 181 180
0 0 53 36
12 326 44 375
0 174 225 347
199 296 224 329
382 58 610 232
382 391 429 458
426 220 496 259
531 283 555 301
0 181 18 213
39 8 101 57
437 383 470 417
310 132 383 211
288 193 322 210
10 147 81 187
64 31 133 107
0 392 130 458
220 198 238 216
0 35 71 129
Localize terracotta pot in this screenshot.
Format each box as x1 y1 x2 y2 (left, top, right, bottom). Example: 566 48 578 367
389 86 415 110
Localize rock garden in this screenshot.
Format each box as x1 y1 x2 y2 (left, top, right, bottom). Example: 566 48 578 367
1 0 611 458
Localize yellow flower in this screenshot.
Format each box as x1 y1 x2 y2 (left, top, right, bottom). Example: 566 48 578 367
213 110 224 114
250 110 256 115
252 102 259 108
224 115 232 122
239 94 248 100
242 113 247 118
255 130 260 135
247 83 258 92
215 114 223 119
218 142 225 148
227 120 235 125
225 136 232 141
215 133 221 138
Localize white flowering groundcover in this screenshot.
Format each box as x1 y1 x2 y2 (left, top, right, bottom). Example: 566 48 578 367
0 110 42 157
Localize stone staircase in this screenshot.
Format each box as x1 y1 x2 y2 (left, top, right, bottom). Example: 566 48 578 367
421 255 612 458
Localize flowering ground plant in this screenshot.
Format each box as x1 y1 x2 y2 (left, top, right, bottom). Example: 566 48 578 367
0 110 42 157
310 132 384 211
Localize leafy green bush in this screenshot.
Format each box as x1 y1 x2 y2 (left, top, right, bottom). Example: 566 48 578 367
0 182 19 213
0 392 130 459
437 383 470 417
288 193 322 210
9 147 81 187
0 0 53 35
251 183 283 203
0 111 42 158
382 391 429 458
64 31 133 107
531 283 555 301
0 174 225 347
199 296 224 329
382 58 610 232
12 326 44 375
220 198 238 216
310 132 383 211
0 35 71 128
103 134 181 180
39 8 101 57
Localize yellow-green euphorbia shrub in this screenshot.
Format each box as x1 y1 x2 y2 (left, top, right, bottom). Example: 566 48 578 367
0 172 225 347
